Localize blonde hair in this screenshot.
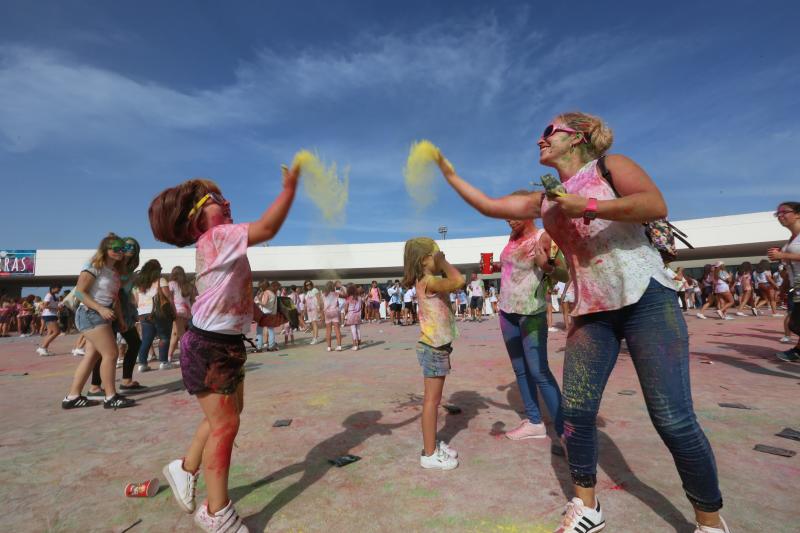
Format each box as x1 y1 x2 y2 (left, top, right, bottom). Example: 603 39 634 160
402 237 437 288
558 111 614 159
89 233 125 273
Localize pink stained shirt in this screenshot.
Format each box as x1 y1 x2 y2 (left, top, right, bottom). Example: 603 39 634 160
541 159 674 317
191 223 253 334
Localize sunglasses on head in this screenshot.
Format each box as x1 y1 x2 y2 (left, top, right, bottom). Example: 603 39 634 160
541 124 588 142
188 192 227 218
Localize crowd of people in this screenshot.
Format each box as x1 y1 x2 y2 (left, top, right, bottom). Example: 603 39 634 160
4 111 800 533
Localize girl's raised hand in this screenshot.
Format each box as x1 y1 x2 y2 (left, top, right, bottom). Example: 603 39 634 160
433 251 447 272
533 242 549 269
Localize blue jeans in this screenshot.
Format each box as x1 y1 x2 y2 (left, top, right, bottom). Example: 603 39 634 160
137 316 172 364
563 278 722 512
499 311 563 435
255 326 275 350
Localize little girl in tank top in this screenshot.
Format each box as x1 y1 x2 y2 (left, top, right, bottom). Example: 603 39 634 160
402 237 465 471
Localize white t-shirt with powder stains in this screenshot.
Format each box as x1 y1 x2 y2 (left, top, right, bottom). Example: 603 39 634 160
191 223 253 334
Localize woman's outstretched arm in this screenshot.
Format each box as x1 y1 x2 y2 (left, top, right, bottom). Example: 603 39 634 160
436 156 543 220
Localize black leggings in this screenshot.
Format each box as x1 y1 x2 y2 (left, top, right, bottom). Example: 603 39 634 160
91 327 142 386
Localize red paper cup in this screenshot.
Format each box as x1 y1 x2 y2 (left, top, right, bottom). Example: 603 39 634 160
124 478 159 497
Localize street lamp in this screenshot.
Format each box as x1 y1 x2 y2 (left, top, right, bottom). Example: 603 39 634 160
438 226 448 240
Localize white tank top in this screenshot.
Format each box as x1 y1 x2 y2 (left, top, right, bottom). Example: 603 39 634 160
541 159 675 316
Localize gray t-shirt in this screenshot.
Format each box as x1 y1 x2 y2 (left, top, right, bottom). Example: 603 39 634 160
82 264 120 307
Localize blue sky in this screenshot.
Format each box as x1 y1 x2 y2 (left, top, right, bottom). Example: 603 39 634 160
1 0 798 250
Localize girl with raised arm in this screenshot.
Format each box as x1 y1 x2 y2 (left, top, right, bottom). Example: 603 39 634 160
150 165 299 533
434 112 728 533
403 237 465 471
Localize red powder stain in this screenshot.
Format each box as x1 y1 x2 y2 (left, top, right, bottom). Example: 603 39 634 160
208 421 238 473
594 259 603 265
609 484 624 491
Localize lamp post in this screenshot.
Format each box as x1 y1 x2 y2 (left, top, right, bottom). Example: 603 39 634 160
438 226 448 240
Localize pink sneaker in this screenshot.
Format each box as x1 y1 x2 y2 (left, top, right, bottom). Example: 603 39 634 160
505 420 547 440
194 500 248 532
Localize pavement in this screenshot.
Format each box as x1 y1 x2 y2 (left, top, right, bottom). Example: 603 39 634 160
0 311 797 533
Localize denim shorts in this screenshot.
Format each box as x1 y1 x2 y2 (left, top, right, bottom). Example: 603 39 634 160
75 305 111 332
42 315 59 323
416 342 452 378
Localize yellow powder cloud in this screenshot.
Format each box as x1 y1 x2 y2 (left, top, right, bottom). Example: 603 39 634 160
292 150 349 225
403 140 454 209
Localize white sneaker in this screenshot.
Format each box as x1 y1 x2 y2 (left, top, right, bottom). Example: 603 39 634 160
779 336 792 343
138 364 151 373
162 459 199 513
71 348 85 356
420 447 458 470
194 499 248 533
309 338 319 345
548 327 559 332
554 497 605 532
751 307 759 316
438 441 458 458
36 347 53 356
506 420 547 440
159 362 173 370
694 516 730 533
723 315 734 321
696 313 707 319
735 312 747 317
335 345 342 351
327 346 332 352
352 345 359 351
715 310 725 320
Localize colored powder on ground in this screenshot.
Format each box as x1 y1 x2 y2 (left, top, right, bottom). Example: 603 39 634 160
292 150 349 224
403 140 454 209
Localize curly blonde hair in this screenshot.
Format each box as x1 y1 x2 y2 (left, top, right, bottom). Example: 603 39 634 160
558 111 614 159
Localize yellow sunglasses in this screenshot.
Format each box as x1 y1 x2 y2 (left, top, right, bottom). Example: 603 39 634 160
188 192 226 219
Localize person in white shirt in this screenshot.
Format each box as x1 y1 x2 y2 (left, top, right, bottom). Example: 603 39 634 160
132 260 174 371
467 273 485 322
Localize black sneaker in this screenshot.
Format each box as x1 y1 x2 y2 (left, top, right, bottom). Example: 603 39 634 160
776 348 800 362
103 394 136 409
62 395 99 410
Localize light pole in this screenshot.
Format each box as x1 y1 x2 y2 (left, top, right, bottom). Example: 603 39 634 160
438 226 448 240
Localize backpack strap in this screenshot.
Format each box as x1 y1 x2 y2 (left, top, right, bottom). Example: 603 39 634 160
596 155 620 198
